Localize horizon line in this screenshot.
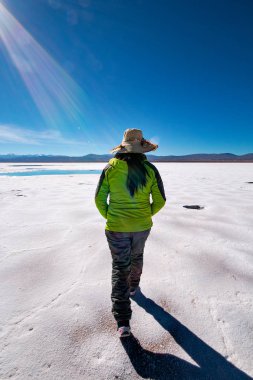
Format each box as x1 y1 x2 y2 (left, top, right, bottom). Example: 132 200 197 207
0 152 253 157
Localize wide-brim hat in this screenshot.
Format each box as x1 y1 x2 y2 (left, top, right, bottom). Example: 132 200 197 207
110 128 158 154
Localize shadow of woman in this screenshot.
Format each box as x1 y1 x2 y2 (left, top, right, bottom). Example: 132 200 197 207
120 291 252 379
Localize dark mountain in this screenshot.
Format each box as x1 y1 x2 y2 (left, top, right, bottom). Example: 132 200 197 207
240 153 253 160
147 153 250 162
0 153 253 162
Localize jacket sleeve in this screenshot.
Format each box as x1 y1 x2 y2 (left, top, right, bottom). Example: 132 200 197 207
146 162 166 216
95 164 110 219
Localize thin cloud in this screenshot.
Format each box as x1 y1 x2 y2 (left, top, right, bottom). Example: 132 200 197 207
0 124 90 145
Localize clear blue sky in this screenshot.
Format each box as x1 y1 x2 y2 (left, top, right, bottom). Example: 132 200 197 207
0 0 253 156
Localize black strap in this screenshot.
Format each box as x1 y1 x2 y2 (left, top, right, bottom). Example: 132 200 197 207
144 161 166 201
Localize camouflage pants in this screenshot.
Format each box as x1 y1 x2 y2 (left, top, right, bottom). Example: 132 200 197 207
105 228 151 322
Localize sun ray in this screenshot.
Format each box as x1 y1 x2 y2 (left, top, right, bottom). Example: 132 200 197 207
0 2 93 141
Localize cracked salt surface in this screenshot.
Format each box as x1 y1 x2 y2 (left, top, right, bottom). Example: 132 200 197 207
0 162 253 379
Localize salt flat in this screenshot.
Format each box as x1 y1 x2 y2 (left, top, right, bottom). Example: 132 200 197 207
0 162 252 379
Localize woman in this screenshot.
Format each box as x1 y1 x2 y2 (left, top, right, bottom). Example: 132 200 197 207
95 128 166 337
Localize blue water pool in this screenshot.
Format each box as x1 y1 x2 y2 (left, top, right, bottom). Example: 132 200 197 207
0 169 102 176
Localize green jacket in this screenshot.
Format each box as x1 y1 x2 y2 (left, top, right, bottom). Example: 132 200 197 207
95 157 166 232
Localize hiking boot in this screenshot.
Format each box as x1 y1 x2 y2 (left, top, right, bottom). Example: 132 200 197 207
118 326 131 338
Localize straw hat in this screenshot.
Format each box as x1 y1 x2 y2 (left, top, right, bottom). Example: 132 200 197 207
110 128 158 154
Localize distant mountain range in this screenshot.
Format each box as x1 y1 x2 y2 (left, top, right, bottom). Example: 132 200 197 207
0 153 253 162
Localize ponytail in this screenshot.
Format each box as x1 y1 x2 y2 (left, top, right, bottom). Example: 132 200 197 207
115 153 151 197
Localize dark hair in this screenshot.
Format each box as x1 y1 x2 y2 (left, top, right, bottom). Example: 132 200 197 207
115 152 151 197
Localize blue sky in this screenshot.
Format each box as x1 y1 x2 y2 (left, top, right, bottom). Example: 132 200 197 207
0 0 253 156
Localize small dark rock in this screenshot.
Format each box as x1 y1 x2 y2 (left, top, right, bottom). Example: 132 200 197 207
183 205 204 210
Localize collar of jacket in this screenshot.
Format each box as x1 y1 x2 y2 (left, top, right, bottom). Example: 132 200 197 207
108 157 148 168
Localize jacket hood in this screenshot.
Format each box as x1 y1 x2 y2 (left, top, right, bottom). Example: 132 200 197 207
108 157 148 168
108 158 127 168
